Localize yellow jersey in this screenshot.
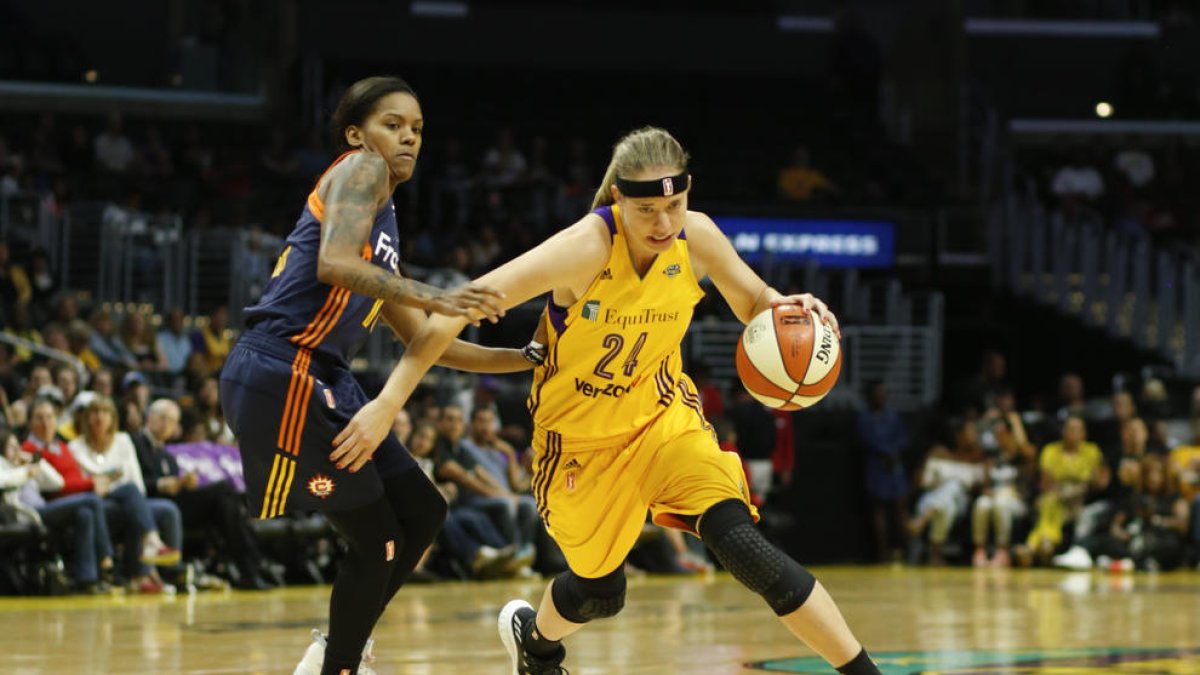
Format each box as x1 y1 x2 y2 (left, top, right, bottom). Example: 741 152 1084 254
528 204 705 447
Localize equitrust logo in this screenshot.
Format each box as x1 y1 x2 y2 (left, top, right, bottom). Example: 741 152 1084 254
582 300 601 321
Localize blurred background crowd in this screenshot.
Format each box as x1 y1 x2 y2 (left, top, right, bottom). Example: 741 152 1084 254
1 0 1200 595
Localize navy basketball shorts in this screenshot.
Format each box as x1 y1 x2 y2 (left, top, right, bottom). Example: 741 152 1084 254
219 330 417 518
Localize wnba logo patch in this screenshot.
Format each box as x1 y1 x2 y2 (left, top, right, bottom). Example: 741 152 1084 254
323 388 336 408
662 177 675 195
307 473 336 499
385 540 395 561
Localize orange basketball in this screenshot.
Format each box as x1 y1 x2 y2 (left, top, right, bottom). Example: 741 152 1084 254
734 305 842 410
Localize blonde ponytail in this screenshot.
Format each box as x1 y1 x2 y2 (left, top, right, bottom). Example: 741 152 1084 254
590 126 690 209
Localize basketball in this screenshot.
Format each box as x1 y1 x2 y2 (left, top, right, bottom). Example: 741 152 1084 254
735 305 842 410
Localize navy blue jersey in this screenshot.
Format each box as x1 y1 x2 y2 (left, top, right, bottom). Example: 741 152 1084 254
243 151 399 366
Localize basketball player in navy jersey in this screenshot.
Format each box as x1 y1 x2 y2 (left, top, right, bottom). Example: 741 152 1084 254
219 76 531 675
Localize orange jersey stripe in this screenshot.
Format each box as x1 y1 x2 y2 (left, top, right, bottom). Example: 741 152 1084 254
293 288 344 347
288 373 315 455
281 350 312 454
303 288 351 348
277 349 311 452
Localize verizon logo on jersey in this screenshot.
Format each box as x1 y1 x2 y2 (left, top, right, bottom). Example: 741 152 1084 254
374 232 400 272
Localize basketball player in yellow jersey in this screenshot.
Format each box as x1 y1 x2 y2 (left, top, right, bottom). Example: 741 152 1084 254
330 127 883 675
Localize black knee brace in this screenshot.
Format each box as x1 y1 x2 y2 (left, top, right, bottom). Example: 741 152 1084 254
551 567 627 623
699 499 816 616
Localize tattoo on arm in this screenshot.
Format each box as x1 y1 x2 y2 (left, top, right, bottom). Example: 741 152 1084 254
320 154 442 309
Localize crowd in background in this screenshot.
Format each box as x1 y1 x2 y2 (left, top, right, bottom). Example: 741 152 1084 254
864 349 1200 572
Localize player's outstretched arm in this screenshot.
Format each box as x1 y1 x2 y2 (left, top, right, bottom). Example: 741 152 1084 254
379 302 532 374
317 151 505 323
687 212 840 334
330 215 610 471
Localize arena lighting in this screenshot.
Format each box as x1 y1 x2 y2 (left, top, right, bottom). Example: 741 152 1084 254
1095 101 1113 118
410 1 468 18
83 70 98 84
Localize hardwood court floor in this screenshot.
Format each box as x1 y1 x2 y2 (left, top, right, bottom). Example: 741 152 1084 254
2 567 1198 674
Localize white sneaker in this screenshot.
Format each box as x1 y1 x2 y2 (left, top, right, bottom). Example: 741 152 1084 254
1051 545 1093 571
293 629 377 675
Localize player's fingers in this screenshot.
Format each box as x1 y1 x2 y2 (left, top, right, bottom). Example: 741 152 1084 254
349 450 372 473
470 283 506 299
331 426 351 450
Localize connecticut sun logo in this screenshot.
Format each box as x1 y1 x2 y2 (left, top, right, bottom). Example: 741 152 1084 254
307 473 336 499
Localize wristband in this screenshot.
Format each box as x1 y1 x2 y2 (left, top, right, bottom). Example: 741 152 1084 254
522 340 546 365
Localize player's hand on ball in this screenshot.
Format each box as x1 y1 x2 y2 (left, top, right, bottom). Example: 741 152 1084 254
432 283 506 325
772 293 840 337
331 399 394 473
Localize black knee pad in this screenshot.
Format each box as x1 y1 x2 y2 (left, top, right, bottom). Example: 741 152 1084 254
699 499 816 616
551 567 627 623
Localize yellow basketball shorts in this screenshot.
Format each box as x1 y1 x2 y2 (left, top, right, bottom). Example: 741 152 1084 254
531 395 759 578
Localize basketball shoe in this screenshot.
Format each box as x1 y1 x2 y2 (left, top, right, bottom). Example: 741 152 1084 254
293 629 377 675
498 599 568 674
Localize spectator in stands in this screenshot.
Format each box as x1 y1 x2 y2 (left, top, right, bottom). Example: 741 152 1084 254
1051 149 1105 204
4 425 115 592
68 395 181 593
1095 457 1189 571
190 375 234 445
1166 415 1200 566
962 349 1010 414
52 363 81 433
64 319 101 373
122 371 151 416
8 364 51 428
1114 147 1155 190
1056 373 1087 422
1090 390 1138 451
1139 377 1173 423
121 397 144 436
408 420 517 580
50 293 79 328
190 306 231 372
464 406 531 494
25 249 58 325
1055 416 1160 569
777 146 836 202
857 380 910 563
3 304 44 365
909 418 984 565
979 386 1030 453
434 405 535 570
971 418 1035 567
88 308 137 370
134 399 271 590
94 112 135 174
690 362 726 421
391 408 412 446
1022 415 1106 566
0 240 31 322
156 307 193 379
119 312 167 373
90 367 115 399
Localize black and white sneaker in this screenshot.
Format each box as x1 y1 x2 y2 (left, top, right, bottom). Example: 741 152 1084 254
498 599 568 675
